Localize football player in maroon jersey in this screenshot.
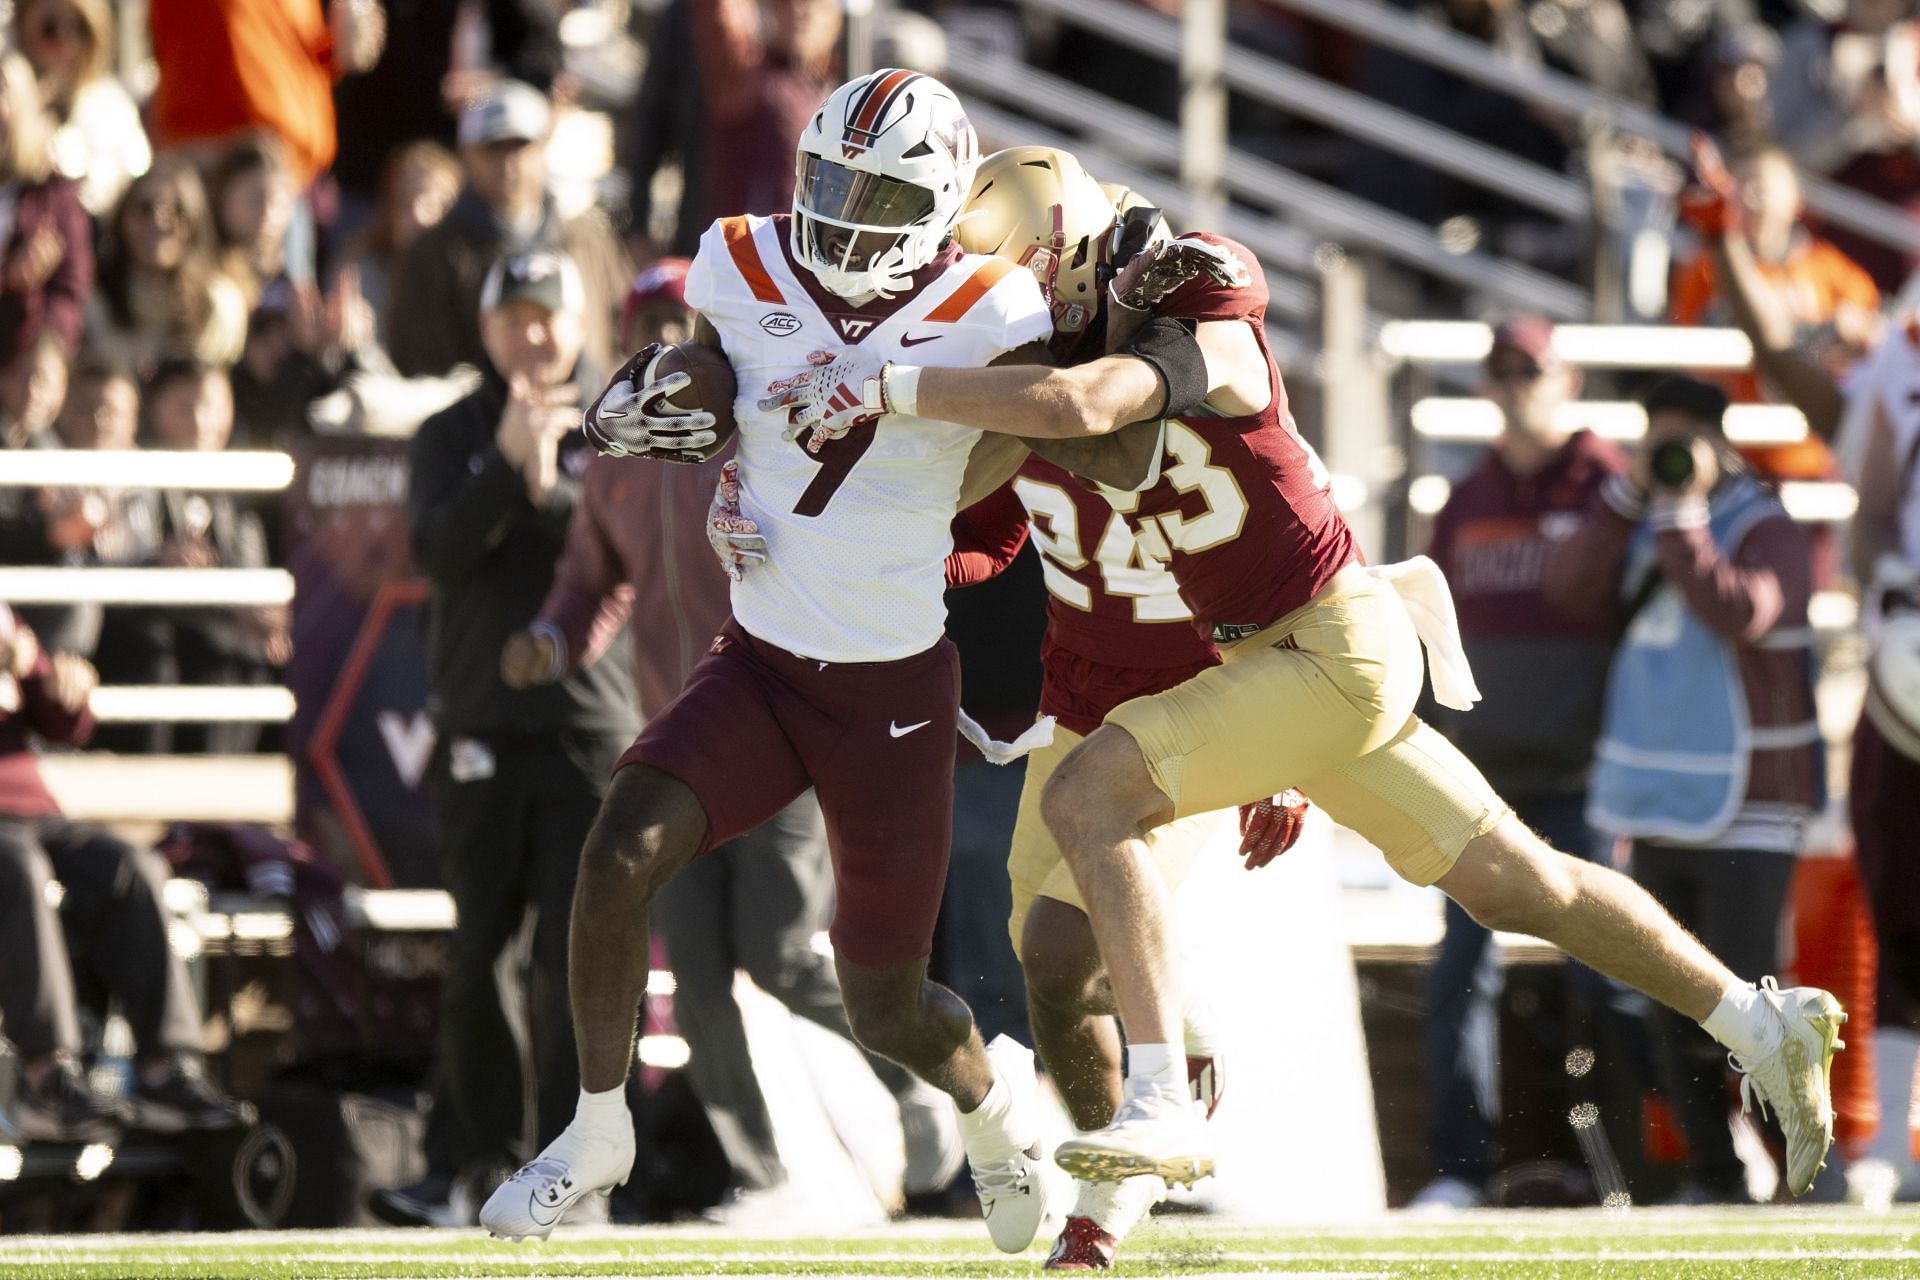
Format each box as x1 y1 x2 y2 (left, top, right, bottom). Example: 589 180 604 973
948 148 1306 1268
765 231 1847 1200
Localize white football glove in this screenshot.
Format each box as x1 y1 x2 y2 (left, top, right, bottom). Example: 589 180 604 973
757 348 889 453
585 343 721 460
706 460 766 583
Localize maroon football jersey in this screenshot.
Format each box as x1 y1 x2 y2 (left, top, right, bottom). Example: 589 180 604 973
949 456 1218 734
1117 234 1357 641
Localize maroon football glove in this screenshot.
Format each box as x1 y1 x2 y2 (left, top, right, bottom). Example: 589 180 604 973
1110 236 1251 314
1236 789 1310 869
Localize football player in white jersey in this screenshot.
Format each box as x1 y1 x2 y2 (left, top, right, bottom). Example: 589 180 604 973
480 70 1157 1250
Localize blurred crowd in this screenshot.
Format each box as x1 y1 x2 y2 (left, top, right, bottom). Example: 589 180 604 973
4 0 1920 1234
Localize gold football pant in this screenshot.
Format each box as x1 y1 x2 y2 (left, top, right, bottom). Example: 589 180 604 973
1105 570 1509 887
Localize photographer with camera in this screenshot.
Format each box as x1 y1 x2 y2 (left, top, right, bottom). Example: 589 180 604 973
1545 376 1822 1202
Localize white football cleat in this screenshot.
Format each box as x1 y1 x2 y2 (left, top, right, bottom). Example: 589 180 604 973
964 1036 1058 1253
1730 978 1847 1198
1055 1088 1213 1187
479 1121 634 1241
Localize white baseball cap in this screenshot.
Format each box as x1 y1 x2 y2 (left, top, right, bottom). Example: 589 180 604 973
458 81 552 147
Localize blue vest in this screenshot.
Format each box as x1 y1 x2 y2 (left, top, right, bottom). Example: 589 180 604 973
1587 477 1818 843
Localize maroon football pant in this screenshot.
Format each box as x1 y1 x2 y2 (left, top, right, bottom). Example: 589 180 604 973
619 619 961 967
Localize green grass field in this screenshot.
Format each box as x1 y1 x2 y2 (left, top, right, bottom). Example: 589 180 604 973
6 1210 1920 1279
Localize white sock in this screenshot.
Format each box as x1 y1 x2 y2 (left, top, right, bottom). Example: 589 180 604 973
1072 1165 1163 1234
957 1073 1016 1157
1126 1043 1185 1098
573 1084 631 1133
1071 1170 1123 1230
1700 980 1772 1059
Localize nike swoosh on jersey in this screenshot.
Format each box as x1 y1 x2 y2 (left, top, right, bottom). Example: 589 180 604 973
898 332 942 347
889 719 933 737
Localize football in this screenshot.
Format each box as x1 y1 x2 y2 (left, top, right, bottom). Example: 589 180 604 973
639 341 738 462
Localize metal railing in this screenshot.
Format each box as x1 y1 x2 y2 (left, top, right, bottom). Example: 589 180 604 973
0 449 298 725
1019 0 1588 220
947 41 1591 317
1265 0 1920 259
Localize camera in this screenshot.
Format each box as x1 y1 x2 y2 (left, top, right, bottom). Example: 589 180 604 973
1649 437 1697 490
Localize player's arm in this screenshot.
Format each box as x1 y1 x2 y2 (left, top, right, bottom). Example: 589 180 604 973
912 315 1268 440
946 484 1032 588
1027 419 1166 491
960 431 1030 508
948 340 1172 489
956 340 1048 505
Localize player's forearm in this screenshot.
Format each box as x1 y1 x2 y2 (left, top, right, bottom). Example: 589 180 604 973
957 433 1029 508
916 358 1160 439
1027 419 1164 491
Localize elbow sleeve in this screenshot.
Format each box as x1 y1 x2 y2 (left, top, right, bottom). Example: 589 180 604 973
1121 316 1209 420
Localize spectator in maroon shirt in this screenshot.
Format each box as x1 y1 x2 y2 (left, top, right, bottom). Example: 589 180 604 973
0 605 252 1141
694 0 841 220
1412 315 1628 1209
0 51 93 367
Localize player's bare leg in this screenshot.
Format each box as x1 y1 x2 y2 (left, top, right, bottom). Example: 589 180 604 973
838 954 1058 1249
1437 815 1845 1194
1039 728 1183 1049
1021 899 1124 1129
1436 816 1729 1019
834 956 994 1106
1021 897 1170 1269
481 765 706 1238
1038 725 1213 1186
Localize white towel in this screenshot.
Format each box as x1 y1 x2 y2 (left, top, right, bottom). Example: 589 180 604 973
957 710 1057 765
1365 556 1482 712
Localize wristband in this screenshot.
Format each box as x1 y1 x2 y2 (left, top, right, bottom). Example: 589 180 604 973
1648 496 1710 532
1121 315 1209 419
883 363 921 417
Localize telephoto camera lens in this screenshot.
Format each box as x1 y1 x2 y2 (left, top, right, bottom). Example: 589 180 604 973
1649 438 1696 490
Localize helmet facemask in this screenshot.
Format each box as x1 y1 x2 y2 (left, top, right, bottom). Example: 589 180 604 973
792 153 942 300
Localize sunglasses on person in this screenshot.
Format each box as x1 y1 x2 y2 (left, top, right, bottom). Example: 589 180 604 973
1485 360 1545 385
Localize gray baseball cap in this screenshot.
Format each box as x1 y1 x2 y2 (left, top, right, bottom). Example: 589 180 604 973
480 250 585 316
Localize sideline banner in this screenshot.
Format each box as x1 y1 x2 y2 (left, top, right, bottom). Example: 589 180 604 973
283 439 437 888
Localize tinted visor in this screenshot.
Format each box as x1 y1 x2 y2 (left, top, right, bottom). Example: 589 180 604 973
797 155 936 229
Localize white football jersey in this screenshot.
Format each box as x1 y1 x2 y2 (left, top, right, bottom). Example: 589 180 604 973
684 214 1052 662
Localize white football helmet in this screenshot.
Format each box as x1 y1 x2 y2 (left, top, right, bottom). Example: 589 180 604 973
791 69 979 300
